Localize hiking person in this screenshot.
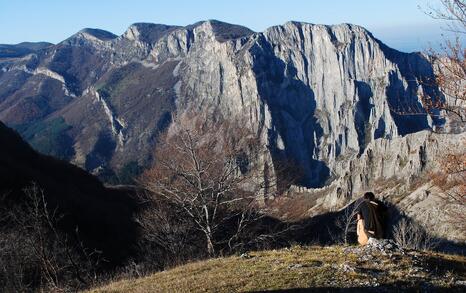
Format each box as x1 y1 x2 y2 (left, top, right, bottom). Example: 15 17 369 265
356 192 387 245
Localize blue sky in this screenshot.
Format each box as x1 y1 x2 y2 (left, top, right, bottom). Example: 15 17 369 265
0 0 457 52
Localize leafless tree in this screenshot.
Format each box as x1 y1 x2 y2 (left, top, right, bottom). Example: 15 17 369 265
387 0 466 242
1 184 102 292
421 0 466 231
392 217 440 251
135 191 202 269
0 229 30 292
388 1 465 125
140 112 273 257
430 150 466 233
422 41 466 123
332 200 364 245
424 0 466 34
9 185 64 290
422 0 466 123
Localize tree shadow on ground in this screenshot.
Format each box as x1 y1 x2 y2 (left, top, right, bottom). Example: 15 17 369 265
252 282 466 292
286 199 466 255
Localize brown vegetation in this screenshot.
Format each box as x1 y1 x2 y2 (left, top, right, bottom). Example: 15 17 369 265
430 147 466 234
418 0 466 238
392 217 440 251
139 112 289 258
419 0 466 123
88 245 466 293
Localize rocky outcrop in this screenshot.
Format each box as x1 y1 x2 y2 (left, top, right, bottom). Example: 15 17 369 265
344 238 404 258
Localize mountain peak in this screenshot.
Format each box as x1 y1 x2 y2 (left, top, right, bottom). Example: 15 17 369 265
62 28 117 45
122 23 180 44
189 19 255 42
78 28 118 40
273 21 370 35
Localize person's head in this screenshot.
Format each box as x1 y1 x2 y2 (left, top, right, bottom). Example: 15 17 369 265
363 191 375 201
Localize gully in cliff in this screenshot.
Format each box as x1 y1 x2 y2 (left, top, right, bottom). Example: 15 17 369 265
356 192 388 245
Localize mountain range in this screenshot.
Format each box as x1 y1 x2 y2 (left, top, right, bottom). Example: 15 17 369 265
0 20 464 242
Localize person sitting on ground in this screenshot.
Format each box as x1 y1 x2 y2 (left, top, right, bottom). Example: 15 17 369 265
356 191 387 245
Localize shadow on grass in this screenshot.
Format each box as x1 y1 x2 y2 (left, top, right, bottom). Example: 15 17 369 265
254 282 466 292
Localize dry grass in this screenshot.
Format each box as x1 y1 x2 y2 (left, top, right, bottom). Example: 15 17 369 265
87 246 466 292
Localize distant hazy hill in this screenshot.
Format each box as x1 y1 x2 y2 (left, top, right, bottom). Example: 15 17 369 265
0 42 52 58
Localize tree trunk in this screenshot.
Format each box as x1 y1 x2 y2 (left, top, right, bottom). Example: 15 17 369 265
206 233 215 256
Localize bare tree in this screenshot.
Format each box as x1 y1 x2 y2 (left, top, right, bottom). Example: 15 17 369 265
422 41 466 123
140 112 270 257
0 229 30 292
10 185 64 290
422 0 466 123
430 150 466 233
332 200 365 245
135 191 203 269
392 217 440 251
1 184 102 292
387 0 466 242
424 0 466 34
421 0 466 231
388 1 465 124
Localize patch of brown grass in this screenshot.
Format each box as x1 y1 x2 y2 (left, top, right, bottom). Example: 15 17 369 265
86 246 466 293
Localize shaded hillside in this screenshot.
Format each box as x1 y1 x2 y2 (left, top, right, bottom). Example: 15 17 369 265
0 121 139 264
88 245 466 292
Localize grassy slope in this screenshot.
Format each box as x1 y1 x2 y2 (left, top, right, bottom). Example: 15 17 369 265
88 246 466 292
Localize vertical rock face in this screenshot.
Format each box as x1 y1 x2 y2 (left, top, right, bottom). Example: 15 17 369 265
167 21 441 198
0 20 456 196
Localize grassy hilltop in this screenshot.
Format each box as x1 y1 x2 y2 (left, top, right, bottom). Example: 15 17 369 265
88 245 466 292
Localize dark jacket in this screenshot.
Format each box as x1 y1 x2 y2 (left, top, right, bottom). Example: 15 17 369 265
357 199 387 239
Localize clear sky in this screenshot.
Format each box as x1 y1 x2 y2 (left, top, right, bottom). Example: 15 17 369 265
0 0 457 52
